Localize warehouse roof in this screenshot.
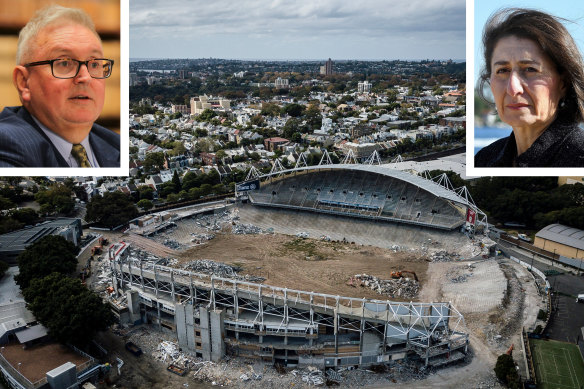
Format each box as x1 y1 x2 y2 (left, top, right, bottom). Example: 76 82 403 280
535 224 584 251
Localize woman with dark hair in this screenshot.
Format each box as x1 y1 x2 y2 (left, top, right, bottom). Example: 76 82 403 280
475 8 584 167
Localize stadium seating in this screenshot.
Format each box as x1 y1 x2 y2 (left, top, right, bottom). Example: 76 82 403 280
248 168 465 230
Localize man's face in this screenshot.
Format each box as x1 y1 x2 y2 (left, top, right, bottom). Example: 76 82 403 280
19 23 105 141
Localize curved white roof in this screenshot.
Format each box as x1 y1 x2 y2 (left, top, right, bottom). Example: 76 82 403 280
262 164 467 205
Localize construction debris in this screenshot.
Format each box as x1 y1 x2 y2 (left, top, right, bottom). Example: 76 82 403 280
182 259 265 283
232 223 273 235
191 233 215 244
430 251 460 262
354 274 419 299
451 274 473 283
153 341 194 371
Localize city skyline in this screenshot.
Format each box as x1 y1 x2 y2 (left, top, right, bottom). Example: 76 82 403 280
130 0 465 61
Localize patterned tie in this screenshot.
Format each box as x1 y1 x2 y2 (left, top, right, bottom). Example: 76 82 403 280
71 144 92 168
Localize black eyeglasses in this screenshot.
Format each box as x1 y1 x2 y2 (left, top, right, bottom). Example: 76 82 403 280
24 58 114 79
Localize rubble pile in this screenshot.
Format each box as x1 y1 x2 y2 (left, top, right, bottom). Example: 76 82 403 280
232 223 273 235
451 274 473 283
293 366 325 385
191 233 215 244
354 274 419 299
162 239 181 249
182 259 265 283
430 251 460 262
153 341 194 369
182 259 241 277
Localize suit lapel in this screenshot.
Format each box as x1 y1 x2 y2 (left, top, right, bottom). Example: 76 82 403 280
17 108 69 167
89 127 120 167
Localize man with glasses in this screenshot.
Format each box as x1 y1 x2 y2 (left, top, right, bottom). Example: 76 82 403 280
0 5 119 167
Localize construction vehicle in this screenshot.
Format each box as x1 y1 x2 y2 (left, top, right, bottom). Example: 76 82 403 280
167 364 187 376
390 270 418 282
125 341 143 356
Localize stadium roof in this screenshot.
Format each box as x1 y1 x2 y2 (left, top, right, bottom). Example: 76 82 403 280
535 224 584 251
264 164 467 205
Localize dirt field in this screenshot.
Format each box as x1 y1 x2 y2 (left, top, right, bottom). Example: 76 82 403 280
177 232 429 301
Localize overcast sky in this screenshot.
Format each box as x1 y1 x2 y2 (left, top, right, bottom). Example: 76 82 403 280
130 0 465 61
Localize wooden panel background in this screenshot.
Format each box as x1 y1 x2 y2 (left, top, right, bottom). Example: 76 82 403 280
0 0 120 132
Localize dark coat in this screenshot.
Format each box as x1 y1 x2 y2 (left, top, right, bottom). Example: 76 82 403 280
0 106 120 167
474 119 584 167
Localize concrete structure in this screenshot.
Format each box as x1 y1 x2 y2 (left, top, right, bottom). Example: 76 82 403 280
264 137 289 152
190 95 231 116
274 77 289 89
171 104 190 116
110 243 468 368
534 224 584 265
0 218 82 264
358 80 372 93
320 58 333 75
239 162 487 232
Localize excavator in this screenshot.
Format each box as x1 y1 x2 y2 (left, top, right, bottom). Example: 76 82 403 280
390 270 418 282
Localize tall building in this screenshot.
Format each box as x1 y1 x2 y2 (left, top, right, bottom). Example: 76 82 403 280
320 58 333 75
274 77 289 89
358 80 372 93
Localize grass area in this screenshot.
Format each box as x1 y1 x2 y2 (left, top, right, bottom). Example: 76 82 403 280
530 338 584 389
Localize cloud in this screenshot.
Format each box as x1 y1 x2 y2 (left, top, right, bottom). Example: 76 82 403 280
130 0 465 59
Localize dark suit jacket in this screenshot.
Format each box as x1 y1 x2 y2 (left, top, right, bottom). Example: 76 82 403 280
475 118 584 167
0 106 120 167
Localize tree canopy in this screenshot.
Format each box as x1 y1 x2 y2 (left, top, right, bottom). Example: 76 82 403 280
14 235 79 290
35 184 75 215
85 191 138 228
23 273 115 345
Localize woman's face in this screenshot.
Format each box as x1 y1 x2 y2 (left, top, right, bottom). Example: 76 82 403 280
490 35 566 132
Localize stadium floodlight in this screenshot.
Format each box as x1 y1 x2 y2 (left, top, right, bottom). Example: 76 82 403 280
270 159 286 176
365 149 381 165
342 149 358 164
245 165 261 181
390 155 403 164
294 153 308 169
319 150 333 165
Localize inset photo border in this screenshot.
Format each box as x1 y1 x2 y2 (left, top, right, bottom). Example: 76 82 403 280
0 0 128 176
466 0 584 177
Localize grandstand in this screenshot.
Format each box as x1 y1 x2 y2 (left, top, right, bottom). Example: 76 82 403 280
241 163 483 231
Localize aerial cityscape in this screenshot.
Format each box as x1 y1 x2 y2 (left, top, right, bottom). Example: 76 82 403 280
0 1 583 389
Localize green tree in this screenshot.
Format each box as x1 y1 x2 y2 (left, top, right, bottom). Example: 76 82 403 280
143 152 165 171
85 192 138 228
10 208 39 225
138 185 155 200
198 109 217 121
304 103 322 129
494 353 520 388
282 118 300 139
283 103 305 117
35 184 75 215
250 114 265 127
172 171 182 192
136 199 153 210
261 102 281 116
14 235 79 290
0 260 8 279
23 273 115 345
0 195 15 211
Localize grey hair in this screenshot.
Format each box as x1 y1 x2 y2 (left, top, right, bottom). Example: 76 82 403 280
16 5 100 64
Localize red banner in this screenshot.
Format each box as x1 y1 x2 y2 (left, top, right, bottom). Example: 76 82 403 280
466 208 476 224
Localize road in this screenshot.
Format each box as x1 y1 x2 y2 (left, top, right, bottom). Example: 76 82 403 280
496 239 584 343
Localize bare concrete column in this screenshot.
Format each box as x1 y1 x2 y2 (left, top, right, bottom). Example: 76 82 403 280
126 290 140 323
210 309 225 362
199 306 212 360
175 302 188 349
